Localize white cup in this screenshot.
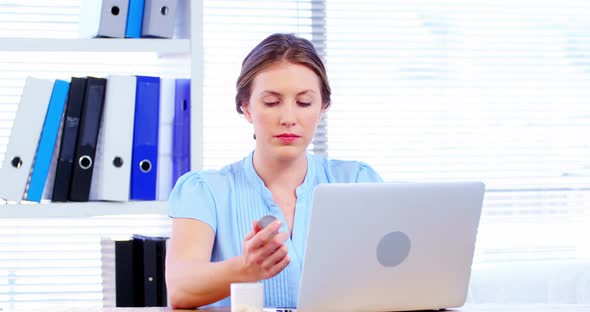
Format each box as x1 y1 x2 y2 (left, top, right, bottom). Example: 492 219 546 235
231 282 264 312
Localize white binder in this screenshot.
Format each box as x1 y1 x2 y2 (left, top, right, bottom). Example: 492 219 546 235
141 0 178 38
0 77 54 202
156 78 175 200
100 237 116 307
89 76 136 201
79 0 130 38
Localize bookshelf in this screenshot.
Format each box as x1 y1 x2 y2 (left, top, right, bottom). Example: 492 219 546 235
1 200 168 218
0 38 190 54
0 1 203 217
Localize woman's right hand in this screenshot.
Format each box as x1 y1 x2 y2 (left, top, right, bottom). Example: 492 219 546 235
240 219 290 281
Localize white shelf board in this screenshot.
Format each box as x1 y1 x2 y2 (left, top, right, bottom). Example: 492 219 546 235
0 38 190 54
1 200 169 218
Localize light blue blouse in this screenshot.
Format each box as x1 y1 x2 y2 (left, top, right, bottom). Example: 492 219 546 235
168 151 383 308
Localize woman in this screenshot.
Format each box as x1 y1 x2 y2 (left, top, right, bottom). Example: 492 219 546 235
165 33 383 309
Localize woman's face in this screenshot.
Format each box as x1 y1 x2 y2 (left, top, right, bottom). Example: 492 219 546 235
242 61 325 161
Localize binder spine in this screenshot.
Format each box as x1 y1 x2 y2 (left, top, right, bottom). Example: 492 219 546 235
69 77 107 202
115 240 142 307
141 0 178 38
130 76 160 200
80 0 130 38
172 78 190 184
156 78 175 200
125 0 145 38
132 234 168 306
26 79 70 202
97 0 131 38
89 75 137 201
0 78 54 202
52 77 87 202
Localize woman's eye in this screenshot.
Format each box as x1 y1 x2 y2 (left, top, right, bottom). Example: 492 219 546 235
264 102 279 106
298 102 312 106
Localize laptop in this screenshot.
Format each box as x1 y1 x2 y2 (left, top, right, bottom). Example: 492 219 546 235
266 181 485 312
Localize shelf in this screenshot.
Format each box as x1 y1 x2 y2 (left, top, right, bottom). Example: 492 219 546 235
0 38 190 54
1 200 169 218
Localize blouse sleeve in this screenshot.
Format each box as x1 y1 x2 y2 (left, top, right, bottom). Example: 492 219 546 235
356 162 384 183
168 171 218 233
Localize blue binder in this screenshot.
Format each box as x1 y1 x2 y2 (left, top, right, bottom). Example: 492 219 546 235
130 76 160 200
26 80 70 202
125 0 145 38
172 79 190 185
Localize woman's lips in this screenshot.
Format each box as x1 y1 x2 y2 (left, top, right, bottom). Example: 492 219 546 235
275 133 300 143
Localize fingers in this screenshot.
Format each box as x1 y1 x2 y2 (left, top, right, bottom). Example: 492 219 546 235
241 218 290 280
243 221 259 241
265 252 291 278
254 231 289 260
249 220 282 249
244 230 256 242
261 244 289 270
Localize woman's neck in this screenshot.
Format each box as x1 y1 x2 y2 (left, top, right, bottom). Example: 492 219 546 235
252 151 308 191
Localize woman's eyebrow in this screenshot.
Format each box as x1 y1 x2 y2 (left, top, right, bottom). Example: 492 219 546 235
258 90 282 97
297 89 316 95
257 89 317 97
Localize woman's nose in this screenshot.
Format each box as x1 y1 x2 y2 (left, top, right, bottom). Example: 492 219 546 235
279 104 296 126
280 118 296 126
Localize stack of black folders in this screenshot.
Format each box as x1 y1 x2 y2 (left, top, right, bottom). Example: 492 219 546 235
101 234 168 307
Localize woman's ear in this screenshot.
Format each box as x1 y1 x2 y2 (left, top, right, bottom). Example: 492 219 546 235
320 105 329 117
242 102 253 123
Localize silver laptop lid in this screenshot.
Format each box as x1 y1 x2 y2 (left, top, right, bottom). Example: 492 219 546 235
297 182 485 312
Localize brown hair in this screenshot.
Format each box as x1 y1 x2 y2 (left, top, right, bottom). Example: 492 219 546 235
235 33 331 114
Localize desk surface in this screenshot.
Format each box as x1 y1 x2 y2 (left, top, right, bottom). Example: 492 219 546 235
7 304 590 312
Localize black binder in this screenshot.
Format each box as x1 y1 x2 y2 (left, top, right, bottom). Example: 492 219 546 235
113 235 168 307
156 238 167 306
132 234 168 307
114 240 143 307
52 77 86 202
69 77 107 201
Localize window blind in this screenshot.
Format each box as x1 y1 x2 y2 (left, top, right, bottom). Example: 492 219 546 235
325 0 590 262
0 215 171 309
201 0 326 168
0 0 78 38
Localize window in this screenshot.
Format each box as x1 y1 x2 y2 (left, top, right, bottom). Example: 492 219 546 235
324 0 590 265
323 1 590 302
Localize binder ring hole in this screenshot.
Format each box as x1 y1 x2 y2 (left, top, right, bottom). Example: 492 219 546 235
111 6 120 16
140 160 152 173
161 6 169 15
79 155 92 170
11 156 22 168
113 157 123 168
